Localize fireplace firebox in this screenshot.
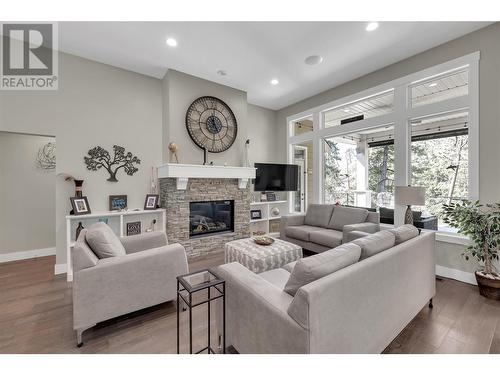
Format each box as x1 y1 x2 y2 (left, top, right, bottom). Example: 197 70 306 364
189 200 234 238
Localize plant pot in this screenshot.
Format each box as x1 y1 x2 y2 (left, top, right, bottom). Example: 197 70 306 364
475 271 500 300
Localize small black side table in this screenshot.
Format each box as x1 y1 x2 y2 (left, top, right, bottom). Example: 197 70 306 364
177 269 225 354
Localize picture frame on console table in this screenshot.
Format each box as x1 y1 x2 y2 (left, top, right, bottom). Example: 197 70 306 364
126 221 141 236
70 196 91 215
109 195 127 211
144 194 159 210
250 209 262 220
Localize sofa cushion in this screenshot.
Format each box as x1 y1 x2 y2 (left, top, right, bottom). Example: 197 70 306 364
85 222 126 259
352 230 395 260
389 224 419 245
285 225 323 242
309 229 343 248
304 204 334 228
282 261 297 273
260 268 292 290
328 205 369 231
284 243 361 296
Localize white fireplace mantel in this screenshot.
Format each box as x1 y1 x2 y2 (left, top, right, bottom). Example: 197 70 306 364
157 163 256 190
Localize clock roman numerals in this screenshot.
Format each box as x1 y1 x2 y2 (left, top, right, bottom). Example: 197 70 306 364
186 96 237 153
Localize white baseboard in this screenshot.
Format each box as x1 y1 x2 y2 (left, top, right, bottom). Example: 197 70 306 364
54 263 67 275
0 247 56 263
436 265 477 285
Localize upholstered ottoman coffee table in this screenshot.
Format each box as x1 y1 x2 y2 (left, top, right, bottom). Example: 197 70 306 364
225 237 302 274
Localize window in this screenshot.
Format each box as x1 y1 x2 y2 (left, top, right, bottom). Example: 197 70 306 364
292 142 313 213
323 125 395 209
411 69 468 108
411 112 469 231
323 90 394 128
287 52 478 236
291 117 313 136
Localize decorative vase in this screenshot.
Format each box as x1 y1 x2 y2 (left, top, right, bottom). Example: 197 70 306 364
74 179 84 198
271 207 280 216
75 222 84 240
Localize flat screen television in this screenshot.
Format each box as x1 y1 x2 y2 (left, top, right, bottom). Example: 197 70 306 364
254 163 299 192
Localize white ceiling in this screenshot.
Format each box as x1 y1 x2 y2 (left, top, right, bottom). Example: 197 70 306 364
57 22 490 110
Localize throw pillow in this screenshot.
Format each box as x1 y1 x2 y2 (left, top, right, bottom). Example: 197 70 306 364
85 222 126 259
389 224 419 245
304 204 334 228
284 243 361 296
353 230 396 260
328 205 369 231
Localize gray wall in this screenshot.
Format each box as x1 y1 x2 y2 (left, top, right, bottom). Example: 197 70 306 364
247 104 279 164
162 70 248 166
0 132 56 254
275 23 500 275
0 43 163 269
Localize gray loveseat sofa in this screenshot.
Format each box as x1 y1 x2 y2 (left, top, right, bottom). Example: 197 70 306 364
280 204 380 253
72 229 188 346
216 226 435 353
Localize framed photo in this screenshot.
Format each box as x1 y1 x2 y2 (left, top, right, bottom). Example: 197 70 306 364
127 221 141 236
144 194 159 210
109 195 127 211
250 209 262 220
70 196 91 215
266 192 277 201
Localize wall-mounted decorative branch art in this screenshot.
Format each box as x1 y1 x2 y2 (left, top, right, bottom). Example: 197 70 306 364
36 142 56 170
84 145 141 182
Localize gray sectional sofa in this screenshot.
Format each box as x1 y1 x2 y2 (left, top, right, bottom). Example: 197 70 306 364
280 204 380 253
216 225 436 353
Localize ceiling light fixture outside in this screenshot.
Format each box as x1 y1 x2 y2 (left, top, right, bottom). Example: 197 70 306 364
270 79 279 85
305 55 323 66
166 38 178 47
366 22 379 31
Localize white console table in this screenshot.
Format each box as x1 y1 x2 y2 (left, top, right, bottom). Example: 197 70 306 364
65 209 166 282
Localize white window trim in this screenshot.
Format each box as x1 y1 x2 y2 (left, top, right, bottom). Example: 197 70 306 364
286 52 480 244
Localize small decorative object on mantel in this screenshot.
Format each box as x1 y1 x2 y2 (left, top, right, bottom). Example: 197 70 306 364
84 145 141 182
253 236 275 246
109 195 127 211
36 142 56 170
126 221 141 236
144 194 159 210
75 222 84 240
244 139 250 167
168 142 179 164
443 201 500 300
250 209 262 220
70 196 91 215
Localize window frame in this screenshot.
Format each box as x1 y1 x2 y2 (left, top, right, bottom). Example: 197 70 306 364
286 51 479 240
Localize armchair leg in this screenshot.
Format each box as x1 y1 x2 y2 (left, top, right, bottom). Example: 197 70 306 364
76 329 84 347
428 298 433 309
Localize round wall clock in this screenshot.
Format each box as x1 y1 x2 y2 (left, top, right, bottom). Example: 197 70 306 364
185 96 238 153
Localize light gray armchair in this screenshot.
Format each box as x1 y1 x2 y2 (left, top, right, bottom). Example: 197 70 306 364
72 230 188 346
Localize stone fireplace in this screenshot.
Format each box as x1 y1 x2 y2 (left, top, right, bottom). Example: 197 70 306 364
159 177 251 258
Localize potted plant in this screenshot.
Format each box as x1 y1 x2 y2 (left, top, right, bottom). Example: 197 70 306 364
442 201 500 300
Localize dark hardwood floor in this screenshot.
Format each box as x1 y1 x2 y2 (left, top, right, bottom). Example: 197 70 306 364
1 254 499 354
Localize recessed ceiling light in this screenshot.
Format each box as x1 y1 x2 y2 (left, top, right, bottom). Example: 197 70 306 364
166 38 178 47
366 22 379 32
428 82 438 87
217 70 227 76
305 55 323 66
270 79 279 85
343 108 351 113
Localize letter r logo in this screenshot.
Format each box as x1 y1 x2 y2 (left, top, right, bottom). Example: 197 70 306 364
2 24 53 75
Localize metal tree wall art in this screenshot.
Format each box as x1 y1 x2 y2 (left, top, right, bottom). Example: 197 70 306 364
36 142 56 170
84 145 141 182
